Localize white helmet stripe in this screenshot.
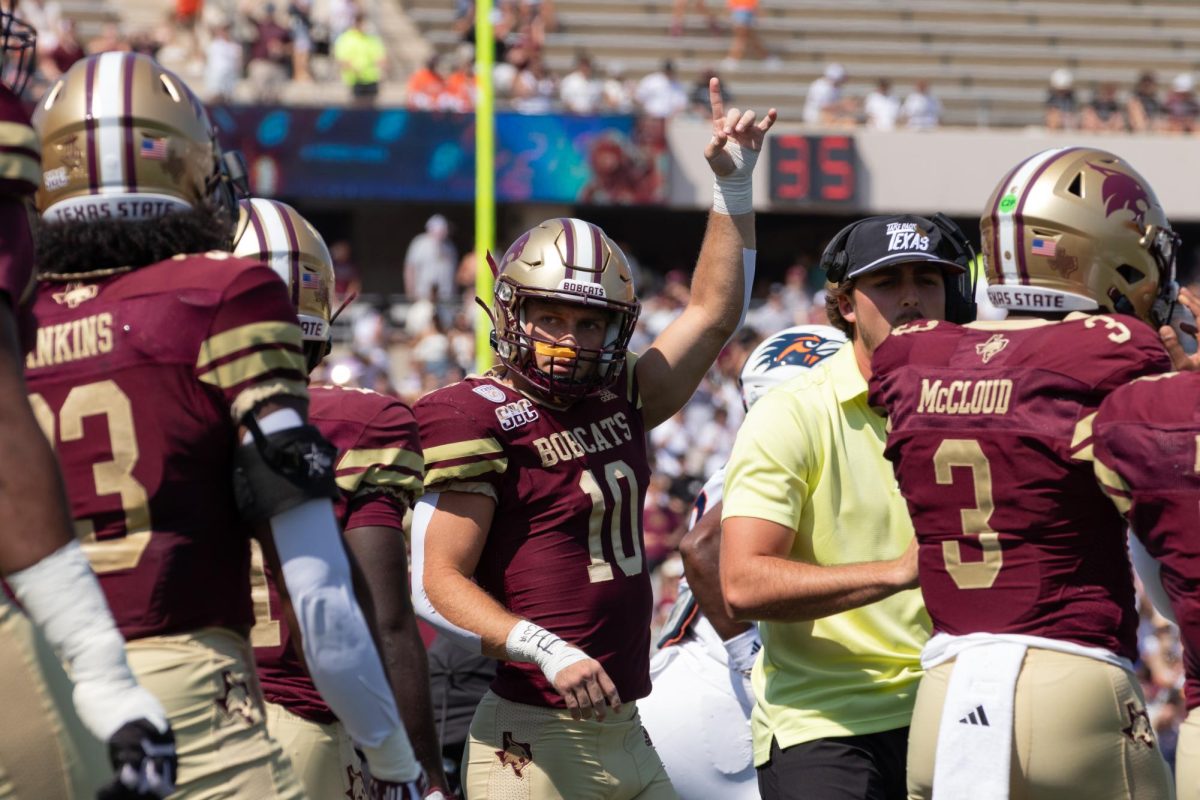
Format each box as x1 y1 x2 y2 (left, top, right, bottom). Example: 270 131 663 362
994 147 1076 286
254 200 296 292
570 218 596 278
91 52 129 194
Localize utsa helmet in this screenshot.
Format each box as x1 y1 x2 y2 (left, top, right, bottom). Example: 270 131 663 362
34 53 233 225
491 217 640 401
739 325 846 410
233 198 334 367
980 147 1178 324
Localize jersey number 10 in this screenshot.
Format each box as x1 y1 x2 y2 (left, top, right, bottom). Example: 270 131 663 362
580 460 644 583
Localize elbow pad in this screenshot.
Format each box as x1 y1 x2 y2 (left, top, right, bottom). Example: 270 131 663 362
233 411 339 521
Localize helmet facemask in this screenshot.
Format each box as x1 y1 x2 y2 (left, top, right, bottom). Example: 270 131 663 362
493 277 639 403
0 8 35 97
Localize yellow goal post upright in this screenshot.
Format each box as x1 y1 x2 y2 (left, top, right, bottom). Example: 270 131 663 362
474 0 496 373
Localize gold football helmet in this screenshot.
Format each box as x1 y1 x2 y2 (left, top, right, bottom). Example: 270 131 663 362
491 217 640 401
233 198 334 368
980 146 1178 324
33 52 231 224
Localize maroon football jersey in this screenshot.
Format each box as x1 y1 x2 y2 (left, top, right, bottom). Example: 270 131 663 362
252 384 423 723
869 314 1170 660
0 85 39 313
416 362 653 707
1093 371 1200 708
23 254 309 640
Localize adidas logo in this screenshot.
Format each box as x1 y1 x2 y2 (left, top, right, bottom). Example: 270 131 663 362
958 705 990 726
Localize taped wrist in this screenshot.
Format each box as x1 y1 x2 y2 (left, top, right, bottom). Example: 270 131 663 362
233 412 339 521
505 620 590 685
712 141 759 216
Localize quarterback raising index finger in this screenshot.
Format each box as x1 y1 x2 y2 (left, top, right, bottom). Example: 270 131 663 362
412 82 776 800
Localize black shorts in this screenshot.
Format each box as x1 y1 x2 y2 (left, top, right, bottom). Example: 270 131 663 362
352 81 380 98
757 727 909 800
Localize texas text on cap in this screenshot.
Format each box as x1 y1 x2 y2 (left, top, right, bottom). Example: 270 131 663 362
843 214 967 280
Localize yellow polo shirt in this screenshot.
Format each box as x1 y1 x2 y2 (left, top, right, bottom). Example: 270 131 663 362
722 345 930 765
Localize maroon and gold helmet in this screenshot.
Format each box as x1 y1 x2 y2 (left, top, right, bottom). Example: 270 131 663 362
980 146 1177 324
492 218 640 402
33 53 229 224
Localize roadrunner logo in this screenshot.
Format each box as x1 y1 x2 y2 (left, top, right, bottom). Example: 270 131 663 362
754 332 842 370
496 731 532 777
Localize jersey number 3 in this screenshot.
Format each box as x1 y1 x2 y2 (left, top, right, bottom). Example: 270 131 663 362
934 439 1003 590
29 380 151 573
580 460 644 583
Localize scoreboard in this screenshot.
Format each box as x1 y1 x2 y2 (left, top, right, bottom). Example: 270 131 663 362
768 134 858 207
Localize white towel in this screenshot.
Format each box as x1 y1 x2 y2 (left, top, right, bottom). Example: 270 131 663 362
932 641 1027 800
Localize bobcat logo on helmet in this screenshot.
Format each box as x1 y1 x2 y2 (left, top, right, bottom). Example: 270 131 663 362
739 325 847 411
1091 162 1151 226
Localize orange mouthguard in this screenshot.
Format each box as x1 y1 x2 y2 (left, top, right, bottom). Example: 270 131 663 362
534 342 578 358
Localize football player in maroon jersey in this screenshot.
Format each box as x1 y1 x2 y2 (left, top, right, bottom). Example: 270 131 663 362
868 147 1196 798
1093 371 1200 800
415 79 775 799
234 197 449 800
0 17 177 800
28 53 423 797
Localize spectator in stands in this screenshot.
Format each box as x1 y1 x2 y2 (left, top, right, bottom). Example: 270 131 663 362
722 0 774 69
330 240 361 302
38 18 84 81
288 0 315 82
405 55 445 110
689 68 731 118
87 22 129 54
1044 67 1078 130
1127 71 1163 133
404 214 458 304
560 52 604 114
203 21 243 103
441 45 475 112
328 0 358 43
334 10 387 106
670 0 719 36
1081 82 1127 133
1163 72 1198 134
492 42 530 99
22 0 61 50
901 79 942 130
864 78 900 131
603 61 635 112
247 4 292 103
636 59 688 119
516 0 556 49
802 63 855 127
512 54 557 113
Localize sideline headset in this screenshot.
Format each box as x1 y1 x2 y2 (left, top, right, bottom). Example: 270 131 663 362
819 213 978 324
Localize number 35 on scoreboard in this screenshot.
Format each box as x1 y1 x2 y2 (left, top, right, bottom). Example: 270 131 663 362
768 134 857 206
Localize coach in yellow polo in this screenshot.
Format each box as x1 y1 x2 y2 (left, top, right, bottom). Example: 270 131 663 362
720 214 977 800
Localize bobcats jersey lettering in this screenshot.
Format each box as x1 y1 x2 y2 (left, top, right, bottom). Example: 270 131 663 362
916 378 1013 416
416 362 653 708
25 312 114 369
532 413 634 467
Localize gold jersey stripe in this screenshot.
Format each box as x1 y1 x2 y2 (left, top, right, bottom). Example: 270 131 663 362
337 466 423 495
0 120 38 152
230 379 309 422
425 458 508 486
197 348 306 390
424 437 504 465
197 321 303 371
1093 458 1133 515
337 447 423 475
0 150 39 188
1069 412 1096 462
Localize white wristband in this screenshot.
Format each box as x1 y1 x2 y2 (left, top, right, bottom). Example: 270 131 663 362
7 540 168 740
505 620 589 685
712 141 758 216
722 624 762 677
